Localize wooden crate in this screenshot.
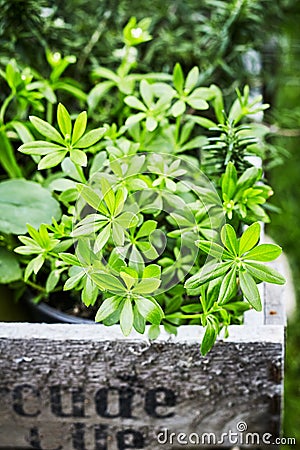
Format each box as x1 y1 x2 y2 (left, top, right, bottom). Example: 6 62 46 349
0 269 287 450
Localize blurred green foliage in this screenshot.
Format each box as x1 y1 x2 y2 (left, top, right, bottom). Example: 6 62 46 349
267 3 300 448
0 0 294 93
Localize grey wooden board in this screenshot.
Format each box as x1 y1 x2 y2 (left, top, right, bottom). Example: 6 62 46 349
0 321 284 450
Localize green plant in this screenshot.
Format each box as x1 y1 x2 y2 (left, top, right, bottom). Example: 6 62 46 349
0 19 286 356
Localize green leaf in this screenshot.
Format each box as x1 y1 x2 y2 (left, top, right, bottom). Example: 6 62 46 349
220 224 238 255
188 115 217 129
120 268 137 290
57 103 72 137
19 141 64 155
91 271 126 294
72 111 87 144
171 100 186 117
87 81 114 111
185 261 232 289
148 324 160 340
245 244 282 262
133 307 146 334
59 253 80 266
82 277 98 307
120 298 134 336
124 96 147 111
0 130 23 178
185 66 199 92
187 97 209 110
116 211 138 228
132 278 161 294
201 319 218 356
140 80 153 108
38 151 66 170
30 116 64 144
145 117 158 132
143 264 161 279
245 262 286 285
12 121 34 144
218 267 237 303
222 162 237 199
239 270 262 311
197 240 233 260
239 223 261 255
0 179 61 235
0 248 22 283
94 224 111 252
136 220 157 239
101 177 115 215
70 149 87 167
46 270 61 293
95 296 122 322
135 296 164 324
75 127 106 148
64 268 85 290
173 63 184 93
125 113 146 128
77 184 102 210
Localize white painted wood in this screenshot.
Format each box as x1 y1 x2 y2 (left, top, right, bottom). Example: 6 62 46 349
0 274 286 449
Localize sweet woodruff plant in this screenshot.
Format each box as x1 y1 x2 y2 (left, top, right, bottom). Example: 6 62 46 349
0 18 285 354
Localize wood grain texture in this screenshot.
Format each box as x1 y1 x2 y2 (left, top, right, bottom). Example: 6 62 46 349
0 273 286 450
0 322 284 450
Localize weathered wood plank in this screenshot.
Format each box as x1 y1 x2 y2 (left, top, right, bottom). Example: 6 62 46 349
0 322 284 450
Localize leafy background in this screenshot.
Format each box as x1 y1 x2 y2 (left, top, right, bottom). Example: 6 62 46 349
0 0 299 445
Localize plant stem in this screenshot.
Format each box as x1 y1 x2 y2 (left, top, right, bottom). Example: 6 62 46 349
175 115 181 144
25 279 46 293
0 93 14 124
47 101 53 125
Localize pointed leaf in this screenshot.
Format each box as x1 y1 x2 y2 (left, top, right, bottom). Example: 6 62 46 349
136 220 157 239
200 319 218 356
132 278 161 294
222 162 237 199
70 149 87 167
72 111 87 144
245 244 282 262
140 80 153 108
173 63 184 93
120 298 134 336
135 296 164 324
82 277 98 306
57 103 72 137
75 127 106 148
239 222 261 255
220 224 238 255
30 116 64 144
38 151 66 169
239 270 262 311
218 266 237 303
19 141 63 155
197 240 233 260
245 262 286 285
95 296 122 322
77 184 102 210
94 224 111 252
91 272 126 294
124 96 147 111
184 261 232 289
185 66 199 93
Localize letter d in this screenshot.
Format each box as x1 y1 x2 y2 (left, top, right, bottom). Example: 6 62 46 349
157 428 168 444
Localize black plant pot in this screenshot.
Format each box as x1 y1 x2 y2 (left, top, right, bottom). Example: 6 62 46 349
25 297 94 324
